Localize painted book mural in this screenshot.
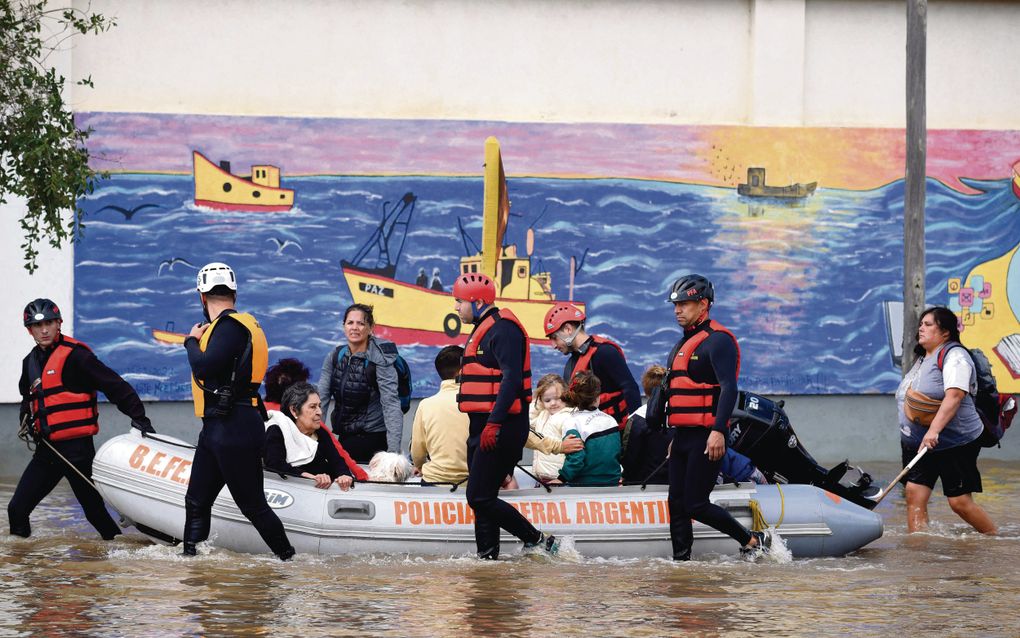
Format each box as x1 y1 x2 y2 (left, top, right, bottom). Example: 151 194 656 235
72 113 1020 400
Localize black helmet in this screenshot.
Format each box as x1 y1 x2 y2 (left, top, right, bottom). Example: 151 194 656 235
666 275 714 304
23 298 62 326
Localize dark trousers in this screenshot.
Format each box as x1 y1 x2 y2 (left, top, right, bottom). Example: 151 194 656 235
184 409 293 556
8 438 120 539
465 415 540 559
668 427 752 560
336 431 387 464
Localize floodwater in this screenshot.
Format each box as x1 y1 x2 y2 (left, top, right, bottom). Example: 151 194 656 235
2 461 1019 638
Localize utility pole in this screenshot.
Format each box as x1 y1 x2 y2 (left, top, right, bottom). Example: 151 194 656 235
903 0 927 372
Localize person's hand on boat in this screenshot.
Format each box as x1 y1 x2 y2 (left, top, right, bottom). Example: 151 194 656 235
188 322 210 340
480 422 501 452
560 434 583 454
705 430 725 462
334 475 354 491
302 472 333 489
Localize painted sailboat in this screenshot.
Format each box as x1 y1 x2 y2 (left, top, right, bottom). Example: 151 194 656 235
342 137 584 345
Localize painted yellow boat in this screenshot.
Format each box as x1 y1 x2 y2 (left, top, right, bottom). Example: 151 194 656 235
1013 159 1020 199
152 328 186 345
193 150 294 212
343 137 583 345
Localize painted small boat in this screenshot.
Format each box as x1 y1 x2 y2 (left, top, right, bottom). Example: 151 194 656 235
93 430 883 559
1012 159 1020 199
738 167 816 199
193 150 294 212
152 328 186 345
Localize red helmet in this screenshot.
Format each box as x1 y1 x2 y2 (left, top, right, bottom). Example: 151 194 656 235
544 302 585 336
453 272 496 305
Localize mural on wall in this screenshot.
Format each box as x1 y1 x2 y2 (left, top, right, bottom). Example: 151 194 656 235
72 113 1020 400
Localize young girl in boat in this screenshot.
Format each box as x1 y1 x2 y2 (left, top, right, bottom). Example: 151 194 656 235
528 374 582 483
556 372 622 486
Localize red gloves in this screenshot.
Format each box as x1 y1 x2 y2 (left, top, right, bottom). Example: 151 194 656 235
480 422 501 451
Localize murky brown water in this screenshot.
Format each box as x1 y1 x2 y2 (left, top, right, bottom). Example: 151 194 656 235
2 461 1019 637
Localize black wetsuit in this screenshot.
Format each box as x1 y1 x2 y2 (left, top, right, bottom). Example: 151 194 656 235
9 335 150 539
666 321 752 560
183 310 293 557
464 308 542 559
263 425 353 481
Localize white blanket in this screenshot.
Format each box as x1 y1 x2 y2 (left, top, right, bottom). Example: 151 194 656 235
264 410 318 467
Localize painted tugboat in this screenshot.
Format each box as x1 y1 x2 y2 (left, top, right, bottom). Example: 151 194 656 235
738 167 816 199
341 137 584 345
193 150 294 212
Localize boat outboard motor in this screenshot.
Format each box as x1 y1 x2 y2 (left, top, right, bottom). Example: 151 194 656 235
727 391 881 510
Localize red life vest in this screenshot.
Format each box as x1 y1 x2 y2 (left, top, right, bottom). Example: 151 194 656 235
457 308 533 414
31 336 100 441
571 335 630 427
666 320 740 428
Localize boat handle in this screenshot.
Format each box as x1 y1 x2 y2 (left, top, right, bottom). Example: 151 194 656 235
328 500 376 520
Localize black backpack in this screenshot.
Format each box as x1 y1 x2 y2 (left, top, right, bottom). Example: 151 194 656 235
937 343 1016 447
333 344 413 414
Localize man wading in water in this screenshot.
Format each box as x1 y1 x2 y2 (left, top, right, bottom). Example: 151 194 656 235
454 272 559 559
657 274 770 561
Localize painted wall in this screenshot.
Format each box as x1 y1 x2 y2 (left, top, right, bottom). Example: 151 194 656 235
3 0 1020 461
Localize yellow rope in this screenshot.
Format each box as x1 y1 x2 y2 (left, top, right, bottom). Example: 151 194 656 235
748 483 786 531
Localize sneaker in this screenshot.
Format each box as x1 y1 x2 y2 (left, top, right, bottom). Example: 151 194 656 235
524 532 560 556
740 530 771 561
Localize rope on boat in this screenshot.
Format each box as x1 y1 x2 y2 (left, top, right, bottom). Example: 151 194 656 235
141 431 197 449
748 482 786 531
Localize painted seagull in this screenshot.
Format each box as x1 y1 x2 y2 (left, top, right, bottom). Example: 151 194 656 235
267 238 302 255
94 203 162 220
157 257 197 276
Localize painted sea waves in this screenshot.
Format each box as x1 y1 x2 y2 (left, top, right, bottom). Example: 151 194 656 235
74 173 1020 400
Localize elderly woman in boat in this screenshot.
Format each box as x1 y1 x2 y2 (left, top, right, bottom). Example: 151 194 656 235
897 306 996 534
264 382 356 490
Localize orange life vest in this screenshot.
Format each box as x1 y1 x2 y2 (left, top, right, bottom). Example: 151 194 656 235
457 308 532 414
31 336 100 441
571 335 630 427
666 320 740 428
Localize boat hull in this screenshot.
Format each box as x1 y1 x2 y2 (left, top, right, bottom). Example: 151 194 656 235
342 264 580 345
93 431 883 559
737 182 817 198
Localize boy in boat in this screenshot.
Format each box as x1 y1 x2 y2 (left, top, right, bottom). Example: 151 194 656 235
10 298 155 539
454 273 559 558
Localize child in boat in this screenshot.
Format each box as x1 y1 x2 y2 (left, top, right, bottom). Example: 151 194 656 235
529 374 577 482
557 372 622 486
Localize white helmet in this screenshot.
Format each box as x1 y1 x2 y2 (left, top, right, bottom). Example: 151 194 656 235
196 262 237 293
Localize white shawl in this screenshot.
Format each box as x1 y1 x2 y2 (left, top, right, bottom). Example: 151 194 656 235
265 410 318 467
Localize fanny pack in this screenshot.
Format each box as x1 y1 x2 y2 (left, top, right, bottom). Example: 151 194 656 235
904 388 942 427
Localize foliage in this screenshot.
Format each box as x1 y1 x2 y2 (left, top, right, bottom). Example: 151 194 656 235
0 0 114 273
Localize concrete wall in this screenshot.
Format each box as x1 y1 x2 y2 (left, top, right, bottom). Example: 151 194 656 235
4 0 1020 470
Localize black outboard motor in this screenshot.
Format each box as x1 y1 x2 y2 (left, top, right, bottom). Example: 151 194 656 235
727 391 881 510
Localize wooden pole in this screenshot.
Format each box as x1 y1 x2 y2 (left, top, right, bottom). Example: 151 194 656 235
903 0 927 372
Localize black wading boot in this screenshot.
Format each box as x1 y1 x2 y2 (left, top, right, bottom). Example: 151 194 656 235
670 520 693 561
182 498 209 557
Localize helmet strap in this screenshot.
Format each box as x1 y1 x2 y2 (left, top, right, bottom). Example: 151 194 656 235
560 323 582 350
471 301 490 321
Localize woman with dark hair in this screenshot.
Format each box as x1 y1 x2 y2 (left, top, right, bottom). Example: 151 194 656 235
896 306 996 534
263 382 355 490
317 303 403 462
556 372 622 486
263 358 311 411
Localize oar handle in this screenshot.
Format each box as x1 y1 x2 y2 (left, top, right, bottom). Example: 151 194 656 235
873 446 929 506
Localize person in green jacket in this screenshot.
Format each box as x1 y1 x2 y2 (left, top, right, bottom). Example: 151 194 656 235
557 372 622 486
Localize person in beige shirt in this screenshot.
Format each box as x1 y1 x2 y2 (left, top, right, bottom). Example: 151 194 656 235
411 346 471 485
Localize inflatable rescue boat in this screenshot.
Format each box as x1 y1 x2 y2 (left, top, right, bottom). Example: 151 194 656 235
93 430 882 559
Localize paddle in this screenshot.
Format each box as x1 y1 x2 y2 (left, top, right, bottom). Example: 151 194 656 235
873 446 928 506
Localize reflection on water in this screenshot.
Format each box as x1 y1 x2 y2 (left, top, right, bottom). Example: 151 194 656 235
2 462 1020 637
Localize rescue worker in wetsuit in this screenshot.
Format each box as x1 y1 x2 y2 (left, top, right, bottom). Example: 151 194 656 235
543 302 641 428
183 263 295 560
454 272 558 559
9 298 155 539
661 274 770 561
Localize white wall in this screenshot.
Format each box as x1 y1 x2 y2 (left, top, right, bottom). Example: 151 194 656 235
5 0 1019 401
